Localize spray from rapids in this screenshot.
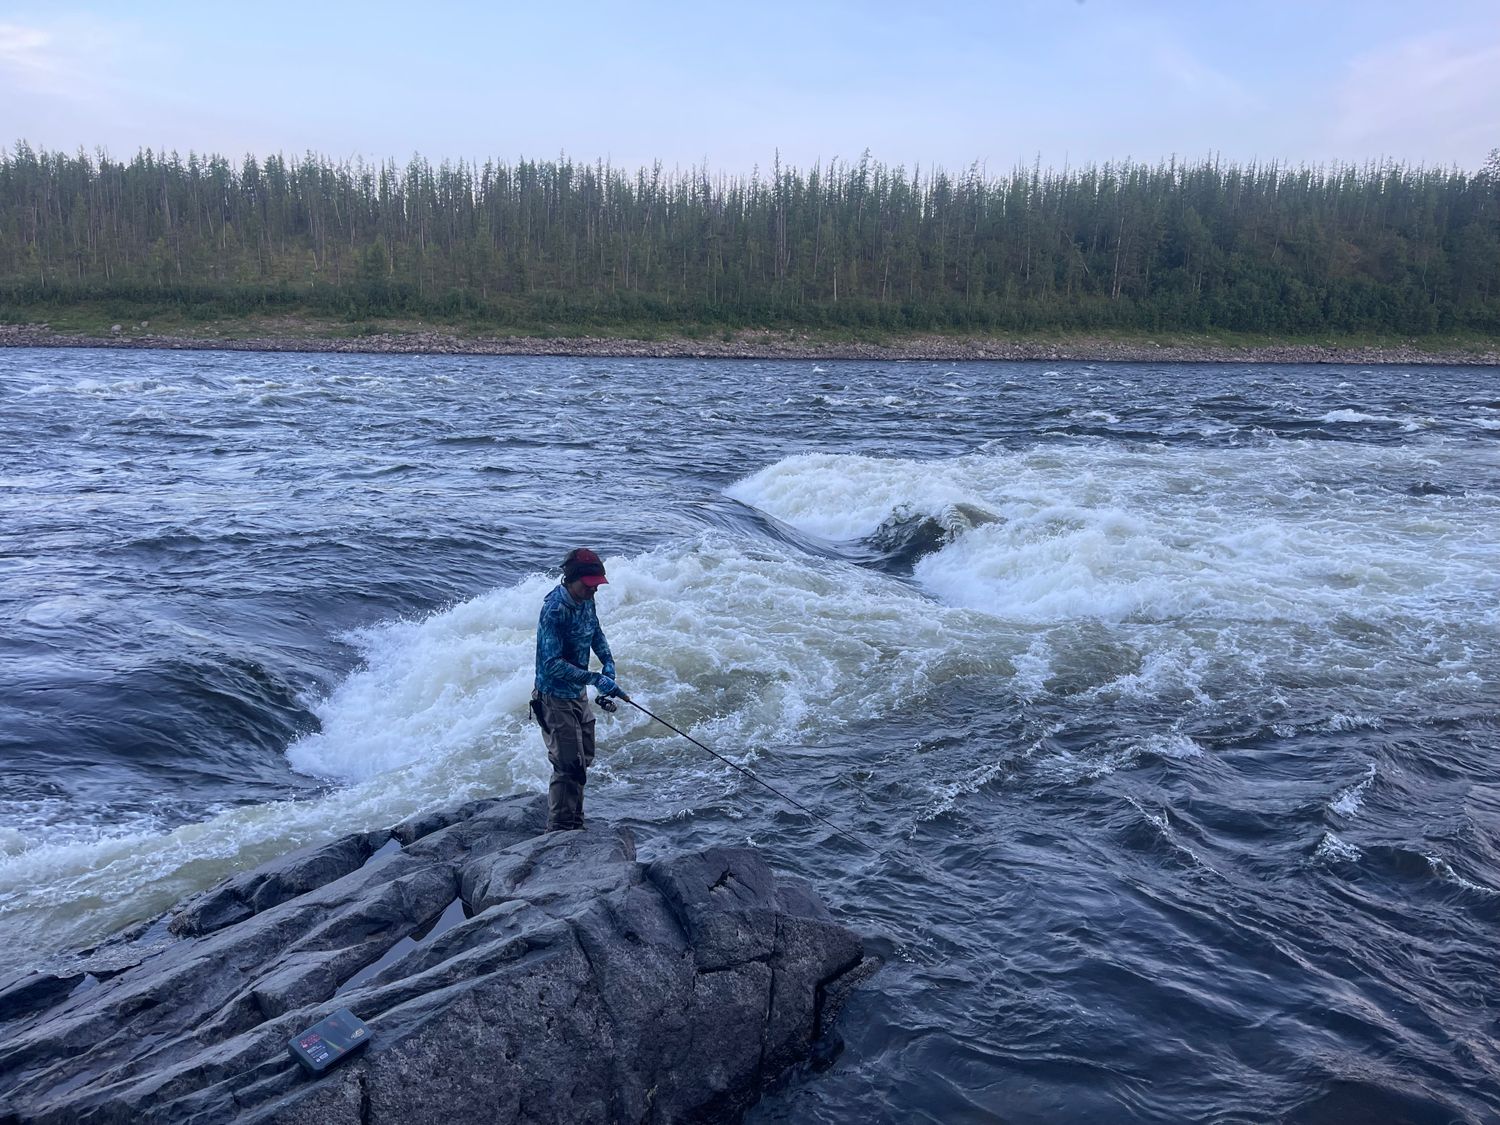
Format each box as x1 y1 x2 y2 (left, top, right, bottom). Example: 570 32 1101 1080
0 539 1001 974
726 445 1497 712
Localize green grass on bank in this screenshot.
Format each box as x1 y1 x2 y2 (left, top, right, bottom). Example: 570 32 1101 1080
2 298 1497 357
1002 325 1500 357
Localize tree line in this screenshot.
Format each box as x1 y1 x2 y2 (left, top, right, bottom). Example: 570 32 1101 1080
1 141 1497 335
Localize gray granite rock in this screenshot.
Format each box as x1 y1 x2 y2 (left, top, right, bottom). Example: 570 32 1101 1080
0 794 872 1124
169 830 392 938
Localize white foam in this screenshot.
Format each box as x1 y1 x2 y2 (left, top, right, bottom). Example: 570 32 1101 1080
726 453 971 541
22 378 184 398
284 579 552 784
1329 763 1377 817
0 538 1007 967
1009 636 1055 702
1319 409 1395 424
1082 645 1213 706
1125 796 1214 870
726 445 1500 638
1132 798 1171 834
1141 733 1205 760
286 541 989 785
724 444 1500 721
1314 832 1363 863
1427 856 1498 895
1320 713 1385 733
914 753 1011 821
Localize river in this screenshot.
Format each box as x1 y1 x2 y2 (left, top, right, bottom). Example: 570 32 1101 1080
2 348 1498 1122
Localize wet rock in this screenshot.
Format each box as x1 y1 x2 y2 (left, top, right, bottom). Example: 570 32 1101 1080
169 830 391 937
0 972 85 1026
0 793 872 1124
1406 480 1463 497
863 502 1001 572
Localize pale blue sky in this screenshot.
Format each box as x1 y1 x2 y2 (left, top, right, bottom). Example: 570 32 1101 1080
2 1 1497 174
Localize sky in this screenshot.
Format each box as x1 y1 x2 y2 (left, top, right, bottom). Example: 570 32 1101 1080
2 0 1497 176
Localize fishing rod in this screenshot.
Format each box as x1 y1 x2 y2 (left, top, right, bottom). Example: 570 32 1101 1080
599 694 975 968
601 693 879 853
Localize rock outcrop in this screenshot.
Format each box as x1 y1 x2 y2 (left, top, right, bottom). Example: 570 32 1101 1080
0 795 873 1123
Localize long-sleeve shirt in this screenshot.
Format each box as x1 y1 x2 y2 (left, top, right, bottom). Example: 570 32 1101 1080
534 584 615 699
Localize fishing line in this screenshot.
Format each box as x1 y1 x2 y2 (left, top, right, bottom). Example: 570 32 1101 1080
606 694 986 968
616 696 882 854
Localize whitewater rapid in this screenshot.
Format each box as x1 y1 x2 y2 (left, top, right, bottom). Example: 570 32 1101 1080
6 431 1493 970
5 349 1500 1122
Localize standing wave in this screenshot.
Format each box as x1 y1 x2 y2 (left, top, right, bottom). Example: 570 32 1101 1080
0 538 1009 977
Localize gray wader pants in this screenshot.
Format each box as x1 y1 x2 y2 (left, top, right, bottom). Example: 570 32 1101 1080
531 690 595 831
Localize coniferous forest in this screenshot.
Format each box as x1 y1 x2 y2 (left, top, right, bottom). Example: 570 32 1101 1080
1 142 1498 336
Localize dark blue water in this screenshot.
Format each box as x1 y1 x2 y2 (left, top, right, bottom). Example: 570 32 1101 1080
2 348 1498 1122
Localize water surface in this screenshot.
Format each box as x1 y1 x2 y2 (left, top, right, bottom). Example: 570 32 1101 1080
2 349 1498 1123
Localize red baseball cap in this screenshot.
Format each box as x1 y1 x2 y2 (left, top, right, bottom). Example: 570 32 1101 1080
563 548 608 586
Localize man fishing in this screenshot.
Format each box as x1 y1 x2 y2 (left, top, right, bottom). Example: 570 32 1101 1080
531 548 627 832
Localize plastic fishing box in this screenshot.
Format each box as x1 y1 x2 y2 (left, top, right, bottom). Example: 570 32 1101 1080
288 1008 372 1075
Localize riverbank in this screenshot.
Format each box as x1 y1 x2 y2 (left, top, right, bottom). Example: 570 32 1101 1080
2 320 1497 365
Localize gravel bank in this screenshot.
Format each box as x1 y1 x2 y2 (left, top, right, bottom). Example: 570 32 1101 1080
2 323 1496 365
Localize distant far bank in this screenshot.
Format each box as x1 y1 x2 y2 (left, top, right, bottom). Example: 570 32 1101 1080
2 318 1498 366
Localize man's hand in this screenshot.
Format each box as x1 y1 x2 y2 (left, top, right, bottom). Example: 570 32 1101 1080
595 674 629 701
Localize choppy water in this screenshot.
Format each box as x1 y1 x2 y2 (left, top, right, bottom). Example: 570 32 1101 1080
2 348 1498 1122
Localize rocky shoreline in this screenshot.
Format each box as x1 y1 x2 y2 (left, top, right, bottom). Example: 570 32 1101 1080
2 323 1496 365
0 795 876 1124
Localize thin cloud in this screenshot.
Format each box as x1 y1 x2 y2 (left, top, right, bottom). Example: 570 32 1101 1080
0 23 59 83
1332 26 1500 164
1076 7 1262 116
0 17 135 107
2 17 191 155
1146 39 1260 112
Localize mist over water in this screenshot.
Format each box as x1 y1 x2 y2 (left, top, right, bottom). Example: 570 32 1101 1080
2 348 1498 1122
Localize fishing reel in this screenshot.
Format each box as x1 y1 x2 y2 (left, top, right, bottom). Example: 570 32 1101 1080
595 693 619 713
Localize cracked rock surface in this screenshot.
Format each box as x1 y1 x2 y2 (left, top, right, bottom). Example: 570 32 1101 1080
0 795 872 1124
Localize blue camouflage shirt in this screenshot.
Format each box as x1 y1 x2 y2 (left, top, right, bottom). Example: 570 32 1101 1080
534 584 616 699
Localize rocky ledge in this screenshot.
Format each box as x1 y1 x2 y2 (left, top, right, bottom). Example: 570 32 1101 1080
0 795 874 1124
